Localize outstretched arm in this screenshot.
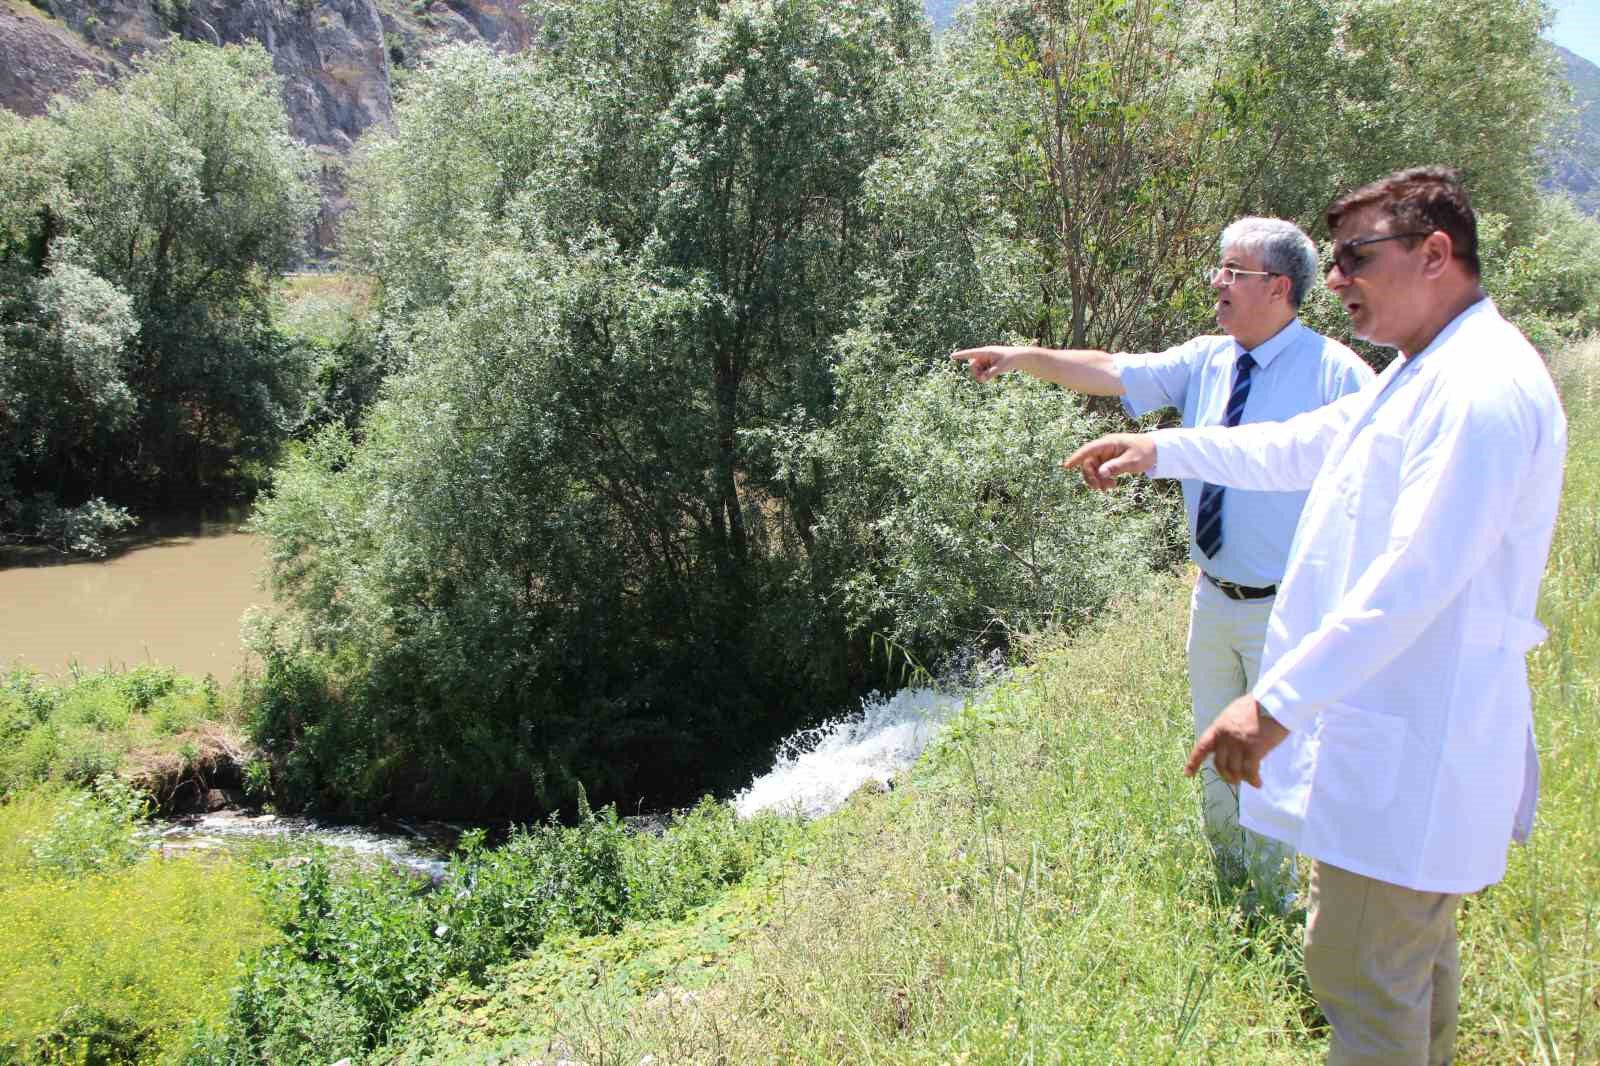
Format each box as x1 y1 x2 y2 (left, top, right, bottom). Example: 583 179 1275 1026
952 345 1126 396
1062 390 1364 493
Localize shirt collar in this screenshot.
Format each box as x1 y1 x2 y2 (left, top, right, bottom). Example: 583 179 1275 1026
1403 296 1495 363
1235 317 1304 370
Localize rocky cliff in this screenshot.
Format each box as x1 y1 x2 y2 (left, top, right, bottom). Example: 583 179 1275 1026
1 0 535 253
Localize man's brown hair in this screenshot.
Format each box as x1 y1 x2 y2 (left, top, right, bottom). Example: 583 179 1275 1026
1327 166 1480 277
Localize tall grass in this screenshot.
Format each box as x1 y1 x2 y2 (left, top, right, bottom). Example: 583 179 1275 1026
1460 336 1600 1063
382 338 1600 1064
0 665 243 801
274 272 376 347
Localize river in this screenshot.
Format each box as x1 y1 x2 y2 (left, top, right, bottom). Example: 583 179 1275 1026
0 508 271 680
5 507 976 861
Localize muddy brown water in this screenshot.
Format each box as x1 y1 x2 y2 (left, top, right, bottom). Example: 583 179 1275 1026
0 508 273 680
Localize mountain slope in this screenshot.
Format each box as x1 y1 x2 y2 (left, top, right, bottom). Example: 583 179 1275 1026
1547 44 1600 215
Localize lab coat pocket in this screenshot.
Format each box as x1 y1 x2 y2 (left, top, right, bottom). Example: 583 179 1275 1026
1313 704 1406 812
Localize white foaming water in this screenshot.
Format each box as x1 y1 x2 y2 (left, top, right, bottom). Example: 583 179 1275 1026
733 686 964 819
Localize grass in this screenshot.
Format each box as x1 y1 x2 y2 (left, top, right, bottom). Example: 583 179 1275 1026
373 338 1600 1065
275 272 376 347
0 659 254 816
0 665 250 803
5 339 1591 1065
1457 335 1600 1061
0 786 275 1065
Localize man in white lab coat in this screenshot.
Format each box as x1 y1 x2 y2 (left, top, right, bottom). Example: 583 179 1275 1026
1064 166 1568 1064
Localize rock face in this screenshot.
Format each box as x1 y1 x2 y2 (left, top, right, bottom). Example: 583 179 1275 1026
2 0 536 253
0 4 117 117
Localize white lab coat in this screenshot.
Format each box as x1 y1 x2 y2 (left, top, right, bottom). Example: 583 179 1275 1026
1149 299 1567 893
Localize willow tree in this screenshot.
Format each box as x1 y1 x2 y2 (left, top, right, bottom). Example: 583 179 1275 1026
1206 0 1562 236
0 42 315 548
253 0 931 816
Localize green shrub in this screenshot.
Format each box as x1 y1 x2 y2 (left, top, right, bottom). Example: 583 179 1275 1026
0 786 68 875
0 666 241 798
2 726 61 794
117 665 180 713
198 953 370 1066
196 849 440 1063
201 795 800 1063
26 775 148 879
624 797 801 922
53 727 121 784
0 670 60 739
242 637 384 813
58 680 132 732
1481 195 1600 354
151 690 208 737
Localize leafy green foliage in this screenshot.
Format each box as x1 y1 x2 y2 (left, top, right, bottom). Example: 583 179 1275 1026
191 797 801 1065
781 319 1181 655
248 0 1575 824
0 666 241 799
366 349 1600 1062
0 41 318 550
0 786 272 1066
252 0 935 819
1204 0 1562 236
1481 195 1600 352
919 0 1237 351
25 775 149 879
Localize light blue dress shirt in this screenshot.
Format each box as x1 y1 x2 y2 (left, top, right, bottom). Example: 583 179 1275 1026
1115 318 1372 587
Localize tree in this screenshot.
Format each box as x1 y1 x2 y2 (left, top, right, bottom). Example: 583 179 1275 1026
253 0 933 817
1204 0 1563 235
51 40 319 496
0 40 318 545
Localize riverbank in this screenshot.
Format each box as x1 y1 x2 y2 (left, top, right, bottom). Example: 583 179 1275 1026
0 665 253 812
365 339 1600 1065
6 340 1595 1064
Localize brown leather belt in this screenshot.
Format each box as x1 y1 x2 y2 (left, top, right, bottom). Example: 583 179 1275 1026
1204 572 1277 601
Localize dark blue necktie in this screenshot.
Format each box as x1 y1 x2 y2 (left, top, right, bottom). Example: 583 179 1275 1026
1195 351 1255 559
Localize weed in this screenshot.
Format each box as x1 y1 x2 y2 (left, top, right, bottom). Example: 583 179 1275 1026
0 786 271 1064
26 774 148 878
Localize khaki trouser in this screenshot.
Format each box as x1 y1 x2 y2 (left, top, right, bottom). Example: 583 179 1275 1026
1305 861 1463 1066
1186 577 1295 892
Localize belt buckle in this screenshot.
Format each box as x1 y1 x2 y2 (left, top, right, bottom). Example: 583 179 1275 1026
1206 573 1251 600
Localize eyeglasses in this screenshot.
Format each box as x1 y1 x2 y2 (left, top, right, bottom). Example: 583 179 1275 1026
1205 267 1278 286
1328 232 1432 277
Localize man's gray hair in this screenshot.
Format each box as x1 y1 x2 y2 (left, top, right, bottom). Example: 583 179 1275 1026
1220 217 1319 308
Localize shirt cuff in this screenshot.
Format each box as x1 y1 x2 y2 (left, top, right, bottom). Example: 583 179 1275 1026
1254 682 1317 734
1147 428 1186 480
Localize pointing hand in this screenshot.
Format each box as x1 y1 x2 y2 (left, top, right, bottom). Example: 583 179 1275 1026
1062 433 1156 491
952 346 1024 383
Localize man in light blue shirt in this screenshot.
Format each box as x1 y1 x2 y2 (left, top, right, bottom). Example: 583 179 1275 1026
954 217 1372 894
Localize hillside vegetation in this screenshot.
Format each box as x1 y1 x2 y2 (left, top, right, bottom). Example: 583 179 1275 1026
367 339 1600 1065
1549 45 1600 216
240 0 1576 824
3 1 1598 1059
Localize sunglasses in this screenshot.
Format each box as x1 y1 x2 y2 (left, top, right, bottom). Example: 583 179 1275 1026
1328 231 1432 277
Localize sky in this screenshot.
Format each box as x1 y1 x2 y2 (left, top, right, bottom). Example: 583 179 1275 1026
1548 0 1600 68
